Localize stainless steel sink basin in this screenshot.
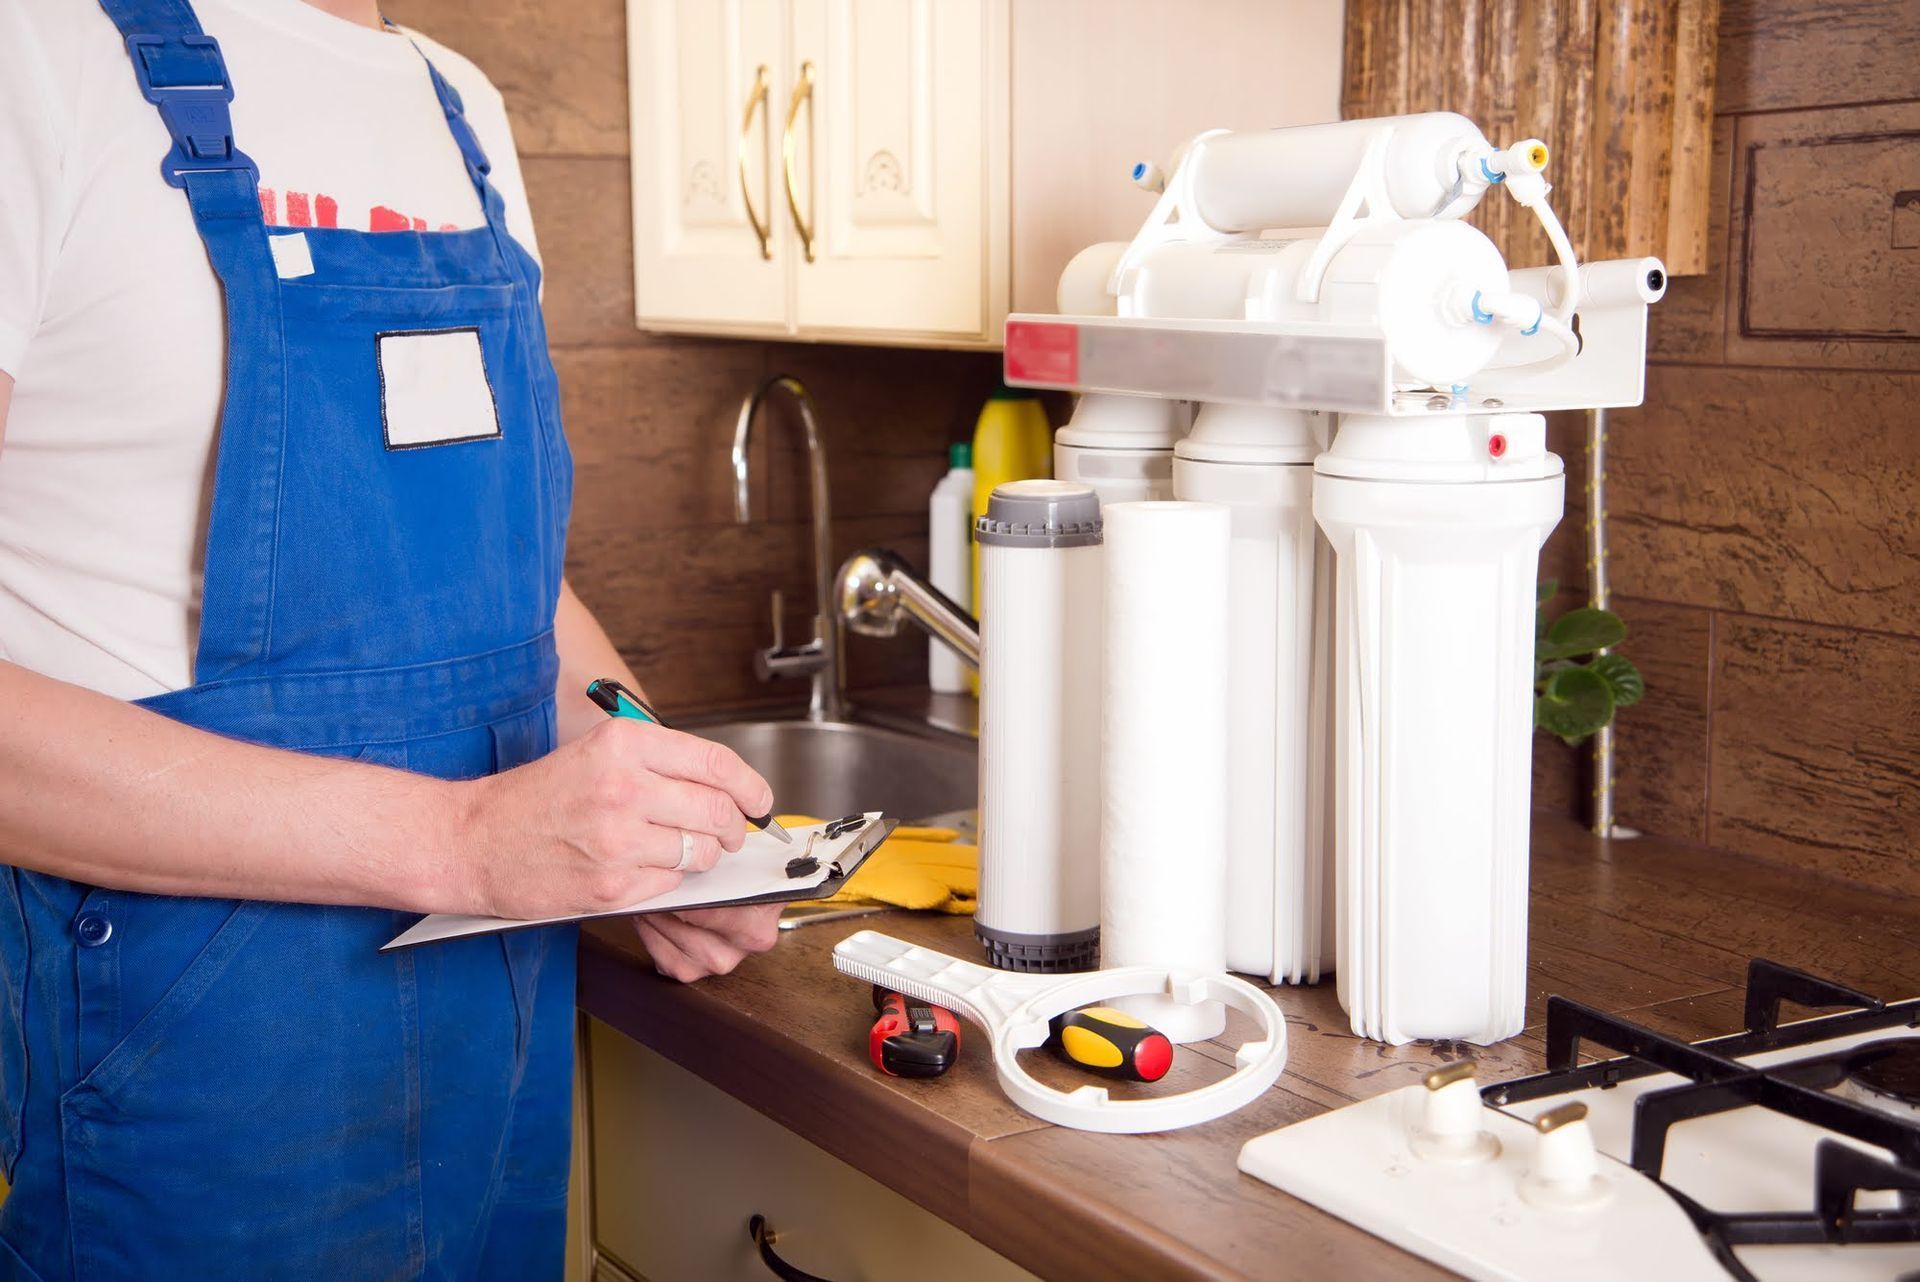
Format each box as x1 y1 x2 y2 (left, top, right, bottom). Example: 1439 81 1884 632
690 718 977 822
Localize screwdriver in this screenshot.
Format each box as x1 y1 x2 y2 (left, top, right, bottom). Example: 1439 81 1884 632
586 678 792 843
1047 1006 1173 1083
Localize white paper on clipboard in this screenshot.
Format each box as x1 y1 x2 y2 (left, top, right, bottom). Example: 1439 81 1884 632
381 812 890 952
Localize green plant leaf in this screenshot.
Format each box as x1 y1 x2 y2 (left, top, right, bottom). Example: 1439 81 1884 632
1535 664 1615 744
1536 578 1559 605
1539 607 1628 660
1590 653 1644 708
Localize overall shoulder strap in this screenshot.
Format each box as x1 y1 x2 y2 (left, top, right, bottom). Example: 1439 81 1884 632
95 0 264 225
95 0 285 681
416 53 515 232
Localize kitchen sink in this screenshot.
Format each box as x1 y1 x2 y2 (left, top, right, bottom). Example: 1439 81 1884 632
691 717 977 822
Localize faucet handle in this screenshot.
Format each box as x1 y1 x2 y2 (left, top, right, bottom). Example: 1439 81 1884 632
769 588 786 651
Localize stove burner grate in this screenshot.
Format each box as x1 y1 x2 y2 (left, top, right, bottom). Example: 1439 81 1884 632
1484 958 1920 1280
1846 1036 1920 1113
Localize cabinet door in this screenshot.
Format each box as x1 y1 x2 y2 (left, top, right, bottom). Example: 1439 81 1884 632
628 0 790 330
786 0 1006 342
586 1023 1037 1282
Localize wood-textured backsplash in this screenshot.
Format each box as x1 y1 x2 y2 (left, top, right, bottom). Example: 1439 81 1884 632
1343 0 1721 274
1515 0 1920 894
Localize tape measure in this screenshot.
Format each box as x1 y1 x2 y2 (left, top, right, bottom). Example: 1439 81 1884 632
869 987 961 1078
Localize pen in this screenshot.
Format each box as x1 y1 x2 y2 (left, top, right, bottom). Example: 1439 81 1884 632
585 678 794 845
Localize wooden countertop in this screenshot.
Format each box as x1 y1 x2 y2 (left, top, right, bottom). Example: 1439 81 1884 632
578 815 1920 1282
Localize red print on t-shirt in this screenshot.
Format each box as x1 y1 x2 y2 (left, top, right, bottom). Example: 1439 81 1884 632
258 187 434 233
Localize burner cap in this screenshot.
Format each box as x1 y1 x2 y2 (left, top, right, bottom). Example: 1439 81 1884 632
1843 1036 1920 1112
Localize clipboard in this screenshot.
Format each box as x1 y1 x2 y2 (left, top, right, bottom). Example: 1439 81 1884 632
381 813 895 952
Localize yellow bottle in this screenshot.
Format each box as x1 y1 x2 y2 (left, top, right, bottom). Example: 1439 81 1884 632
969 386 1051 696
970 385 1052 612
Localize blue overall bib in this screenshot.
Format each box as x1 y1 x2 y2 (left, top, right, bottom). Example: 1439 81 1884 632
0 2 576 1277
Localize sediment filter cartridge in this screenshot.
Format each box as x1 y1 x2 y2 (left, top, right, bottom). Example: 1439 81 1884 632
1099 500 1231 1042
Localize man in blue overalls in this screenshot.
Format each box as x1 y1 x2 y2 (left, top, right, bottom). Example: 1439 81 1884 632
0 0 782 1275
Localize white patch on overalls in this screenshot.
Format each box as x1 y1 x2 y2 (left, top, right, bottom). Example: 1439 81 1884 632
376 328 502 449
267 231 314 279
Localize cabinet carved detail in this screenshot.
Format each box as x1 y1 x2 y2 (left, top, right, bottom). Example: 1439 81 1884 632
683 159 724 208
1343 0 1721 275
861 149 908 195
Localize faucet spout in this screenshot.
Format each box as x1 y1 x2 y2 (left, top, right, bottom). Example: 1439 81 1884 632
838 549 980 669
732 375 842 721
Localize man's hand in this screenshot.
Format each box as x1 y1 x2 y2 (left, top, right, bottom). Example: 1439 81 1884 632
453 717 773 920
635 902 783 982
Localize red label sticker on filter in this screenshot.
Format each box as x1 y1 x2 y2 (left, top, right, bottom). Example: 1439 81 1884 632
1004 320 1079 387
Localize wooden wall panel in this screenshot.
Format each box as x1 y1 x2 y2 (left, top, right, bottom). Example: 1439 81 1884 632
1647 116 1734 363
1715 0 1920 116
520 157 647 349
1503 0 1920 890
553 341 773 528
1606 364 1920 639
1727 101 1920 372
757 343 998 526
1609 597 1713 842
1710 615 1920 891
1342 0 1720 274
389 0 631 156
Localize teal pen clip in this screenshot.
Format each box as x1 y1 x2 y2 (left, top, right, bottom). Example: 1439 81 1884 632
585 679 793 845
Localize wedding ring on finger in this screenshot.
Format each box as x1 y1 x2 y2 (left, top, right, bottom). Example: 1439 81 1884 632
674 829 697 872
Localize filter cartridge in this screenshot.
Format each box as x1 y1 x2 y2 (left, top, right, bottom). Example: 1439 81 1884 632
975 481 1104 972
1099 500 1232 1042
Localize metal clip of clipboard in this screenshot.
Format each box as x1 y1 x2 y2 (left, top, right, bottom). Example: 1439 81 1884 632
379 815 896 952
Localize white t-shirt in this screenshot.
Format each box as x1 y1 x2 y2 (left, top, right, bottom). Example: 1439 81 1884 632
0 0 542 700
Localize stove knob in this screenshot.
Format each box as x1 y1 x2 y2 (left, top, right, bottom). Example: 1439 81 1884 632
1409 1060 1500 1164
1519 1102 1613 1209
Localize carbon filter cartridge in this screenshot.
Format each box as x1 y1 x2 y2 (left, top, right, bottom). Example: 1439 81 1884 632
974 481 1103 972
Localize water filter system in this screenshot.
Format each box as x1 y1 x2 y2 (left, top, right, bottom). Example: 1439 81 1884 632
997 111 1664 1046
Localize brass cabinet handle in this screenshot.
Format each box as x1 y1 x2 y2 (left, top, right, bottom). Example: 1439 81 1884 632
780 60 817 263
738 64 773 260
747 1214 834 1282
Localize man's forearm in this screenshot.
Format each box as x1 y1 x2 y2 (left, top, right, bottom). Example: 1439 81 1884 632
553 577 646 745
0 660 471 911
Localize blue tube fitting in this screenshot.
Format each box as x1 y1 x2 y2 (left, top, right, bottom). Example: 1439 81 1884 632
1469 291 1494 324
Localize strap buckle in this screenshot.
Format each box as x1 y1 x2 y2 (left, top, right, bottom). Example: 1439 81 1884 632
125 33 259 189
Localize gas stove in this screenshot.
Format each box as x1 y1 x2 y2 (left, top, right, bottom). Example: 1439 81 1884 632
1239 960 1920 1281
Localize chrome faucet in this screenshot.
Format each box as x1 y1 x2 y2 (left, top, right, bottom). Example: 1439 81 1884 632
732 375 843 722
837 549 979 669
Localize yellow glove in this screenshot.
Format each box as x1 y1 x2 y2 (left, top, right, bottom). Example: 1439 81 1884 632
775 816 978 915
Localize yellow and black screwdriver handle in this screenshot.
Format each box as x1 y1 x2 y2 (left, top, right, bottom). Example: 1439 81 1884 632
1047 1007 1174 1083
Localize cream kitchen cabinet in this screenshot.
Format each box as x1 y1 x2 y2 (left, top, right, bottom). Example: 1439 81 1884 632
581 1021 1035 1282
628 0 1003 346
626 0 1345 349
625 0 791 329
